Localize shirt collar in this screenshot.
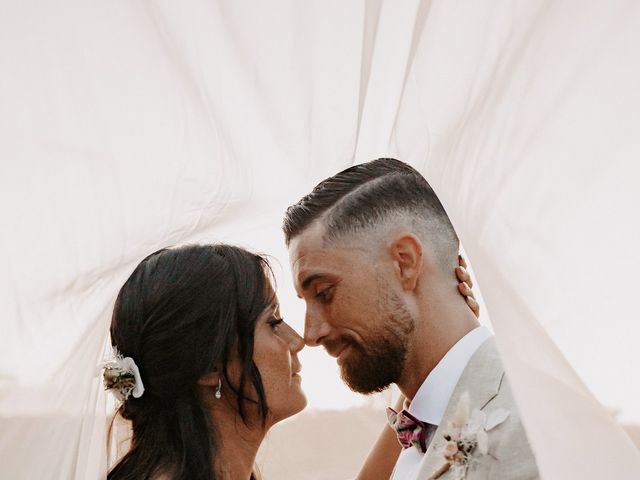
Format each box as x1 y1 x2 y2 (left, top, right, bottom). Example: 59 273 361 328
407 326 492 426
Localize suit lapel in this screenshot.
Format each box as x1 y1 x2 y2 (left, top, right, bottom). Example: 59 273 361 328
416 338 505 479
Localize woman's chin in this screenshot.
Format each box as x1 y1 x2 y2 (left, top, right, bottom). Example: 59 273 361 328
285 389 308 418
294 391 308 414
269 391 307 425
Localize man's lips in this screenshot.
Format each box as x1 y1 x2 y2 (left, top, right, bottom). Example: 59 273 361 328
322 336 351 356
336 345 352 365
325 343 348 359
324 343 352 365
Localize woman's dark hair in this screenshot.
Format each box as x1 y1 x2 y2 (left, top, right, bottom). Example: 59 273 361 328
107 244 274 480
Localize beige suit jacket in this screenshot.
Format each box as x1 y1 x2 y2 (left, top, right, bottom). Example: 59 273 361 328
415 338 539 480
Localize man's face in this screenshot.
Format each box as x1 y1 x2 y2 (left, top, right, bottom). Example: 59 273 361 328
289 224 415 393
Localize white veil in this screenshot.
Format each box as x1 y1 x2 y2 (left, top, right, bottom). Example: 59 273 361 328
0 1 638 479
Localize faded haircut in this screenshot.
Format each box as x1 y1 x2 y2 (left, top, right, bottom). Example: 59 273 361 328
282 158 459 270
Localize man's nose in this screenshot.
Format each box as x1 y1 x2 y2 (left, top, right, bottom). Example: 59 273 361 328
303 308 331 347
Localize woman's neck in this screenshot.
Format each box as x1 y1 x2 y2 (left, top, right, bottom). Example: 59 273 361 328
211 405 269 480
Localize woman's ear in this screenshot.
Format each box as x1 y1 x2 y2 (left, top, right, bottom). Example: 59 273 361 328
197 368 220 387
388 233 423 291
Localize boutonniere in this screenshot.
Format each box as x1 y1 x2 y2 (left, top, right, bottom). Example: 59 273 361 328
429 392 510 480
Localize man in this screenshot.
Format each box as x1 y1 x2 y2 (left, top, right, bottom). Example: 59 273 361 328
283 159 538 479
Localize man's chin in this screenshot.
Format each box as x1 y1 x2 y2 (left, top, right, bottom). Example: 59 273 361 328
340 359 395 394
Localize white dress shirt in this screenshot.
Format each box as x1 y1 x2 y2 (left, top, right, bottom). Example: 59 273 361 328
391 326 493 480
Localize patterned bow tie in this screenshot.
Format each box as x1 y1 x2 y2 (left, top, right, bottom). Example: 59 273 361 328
386 407 434 453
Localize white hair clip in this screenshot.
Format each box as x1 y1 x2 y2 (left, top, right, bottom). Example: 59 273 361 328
102 348 145 402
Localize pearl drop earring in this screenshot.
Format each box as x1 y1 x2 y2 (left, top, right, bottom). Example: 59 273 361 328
215 378 222 399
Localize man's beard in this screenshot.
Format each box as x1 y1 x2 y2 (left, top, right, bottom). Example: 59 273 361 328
339 290 414 394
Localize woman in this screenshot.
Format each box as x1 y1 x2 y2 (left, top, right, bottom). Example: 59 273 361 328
103 244 478 480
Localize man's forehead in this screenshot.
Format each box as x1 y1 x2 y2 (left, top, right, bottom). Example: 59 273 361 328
289 238 329 277
290 238 372 288
289 238 350 292
288 223 326 266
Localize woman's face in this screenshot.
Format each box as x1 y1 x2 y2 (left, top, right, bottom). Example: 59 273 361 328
252 298 307 424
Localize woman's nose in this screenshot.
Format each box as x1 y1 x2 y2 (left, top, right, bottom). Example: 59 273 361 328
290 330 305 353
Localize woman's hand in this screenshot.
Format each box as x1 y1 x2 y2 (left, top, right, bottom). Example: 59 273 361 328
456 255 479 318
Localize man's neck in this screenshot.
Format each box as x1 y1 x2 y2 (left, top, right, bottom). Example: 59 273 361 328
397 298 479 401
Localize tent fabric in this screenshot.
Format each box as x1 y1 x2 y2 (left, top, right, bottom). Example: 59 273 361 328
1 1 639 479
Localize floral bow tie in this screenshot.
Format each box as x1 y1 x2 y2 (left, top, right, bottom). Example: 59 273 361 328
386 407 434 453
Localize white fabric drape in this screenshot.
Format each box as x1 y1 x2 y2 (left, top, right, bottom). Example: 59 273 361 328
1 1 638 479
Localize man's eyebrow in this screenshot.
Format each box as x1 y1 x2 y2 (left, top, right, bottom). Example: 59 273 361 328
301 273 326 291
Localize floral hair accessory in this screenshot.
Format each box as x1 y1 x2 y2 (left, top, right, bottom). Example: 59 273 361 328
102 348 145 402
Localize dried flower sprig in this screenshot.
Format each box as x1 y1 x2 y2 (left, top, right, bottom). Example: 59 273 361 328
430 392 510 480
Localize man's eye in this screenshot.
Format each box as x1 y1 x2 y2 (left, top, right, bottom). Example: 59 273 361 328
315 287 334 303
268 317 284 332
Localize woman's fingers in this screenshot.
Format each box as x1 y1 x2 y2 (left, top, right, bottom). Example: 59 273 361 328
456 265 473 289
458 281 473 298
466 294 480 318
457 255 480 318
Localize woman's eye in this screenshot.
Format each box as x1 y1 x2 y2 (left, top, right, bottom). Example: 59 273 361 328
268 317 284 332
315 286 334 303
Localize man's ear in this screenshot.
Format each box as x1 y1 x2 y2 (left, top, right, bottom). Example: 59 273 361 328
197 368 220 387
388 234 423 291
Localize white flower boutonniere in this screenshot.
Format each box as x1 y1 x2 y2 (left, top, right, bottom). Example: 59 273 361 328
429 392 510 480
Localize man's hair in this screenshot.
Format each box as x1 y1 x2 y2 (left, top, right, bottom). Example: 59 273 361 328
283 158 459 268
